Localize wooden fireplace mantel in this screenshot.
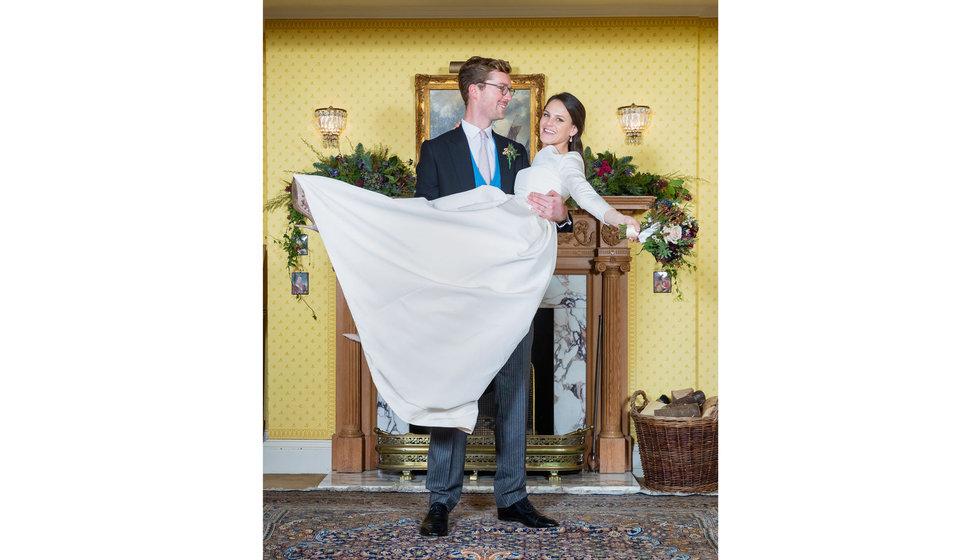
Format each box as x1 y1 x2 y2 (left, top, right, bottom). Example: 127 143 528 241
331 196 653 473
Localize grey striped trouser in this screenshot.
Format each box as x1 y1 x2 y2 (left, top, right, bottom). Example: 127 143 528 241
426 328 532 510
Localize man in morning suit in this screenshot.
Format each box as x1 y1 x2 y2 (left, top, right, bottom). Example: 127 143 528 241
413 56 571 537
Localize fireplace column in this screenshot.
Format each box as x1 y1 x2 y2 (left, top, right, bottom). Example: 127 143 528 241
332 283 365 472
593 248 632 472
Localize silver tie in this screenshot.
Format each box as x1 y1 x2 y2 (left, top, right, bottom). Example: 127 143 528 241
477 130 492 185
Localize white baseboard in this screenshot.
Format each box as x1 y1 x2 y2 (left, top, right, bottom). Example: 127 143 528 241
263 438 332 474
632 443 643 478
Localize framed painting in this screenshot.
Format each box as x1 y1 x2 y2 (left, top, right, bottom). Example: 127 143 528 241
654 271 671 294
414 73 546 163
291 271 309 295
294 233 308 256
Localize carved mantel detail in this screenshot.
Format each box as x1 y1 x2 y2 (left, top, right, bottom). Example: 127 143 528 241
557 220 594 247
599 223 626 248
593 259 631 275
332 196 654 473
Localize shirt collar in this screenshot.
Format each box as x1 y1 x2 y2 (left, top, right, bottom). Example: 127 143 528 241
460 119 493 140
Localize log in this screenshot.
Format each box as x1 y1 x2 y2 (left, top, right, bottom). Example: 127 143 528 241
654 403 701 417
671 388 694 401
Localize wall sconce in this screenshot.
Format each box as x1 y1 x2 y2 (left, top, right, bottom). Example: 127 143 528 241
617 103 652 144
314 106 347 148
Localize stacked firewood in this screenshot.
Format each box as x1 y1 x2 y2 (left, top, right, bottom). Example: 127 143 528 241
640 388 717 418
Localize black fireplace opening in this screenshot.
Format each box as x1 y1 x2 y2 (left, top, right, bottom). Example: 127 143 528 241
530 307 555 435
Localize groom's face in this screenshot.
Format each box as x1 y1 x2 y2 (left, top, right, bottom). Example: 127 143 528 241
473 70 513 123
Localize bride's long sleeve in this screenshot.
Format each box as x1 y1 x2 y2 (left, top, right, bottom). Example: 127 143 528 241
558 152 616 224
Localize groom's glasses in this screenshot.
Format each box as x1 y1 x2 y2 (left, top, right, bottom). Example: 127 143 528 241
479 82 516 96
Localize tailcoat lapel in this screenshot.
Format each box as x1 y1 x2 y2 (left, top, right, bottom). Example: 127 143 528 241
447 127 477 190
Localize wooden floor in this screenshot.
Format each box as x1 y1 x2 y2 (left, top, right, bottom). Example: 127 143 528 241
264 473 327 490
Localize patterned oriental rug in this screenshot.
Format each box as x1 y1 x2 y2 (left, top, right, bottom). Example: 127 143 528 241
264 491 718 559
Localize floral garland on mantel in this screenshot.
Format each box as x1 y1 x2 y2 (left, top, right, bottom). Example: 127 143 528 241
265 142 700 306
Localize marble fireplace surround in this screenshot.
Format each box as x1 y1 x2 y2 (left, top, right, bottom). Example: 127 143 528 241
331 196 652 474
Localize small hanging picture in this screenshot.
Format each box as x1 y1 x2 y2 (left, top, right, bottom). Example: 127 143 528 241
291 272 309 295
654 271 671 294
295 234 308 256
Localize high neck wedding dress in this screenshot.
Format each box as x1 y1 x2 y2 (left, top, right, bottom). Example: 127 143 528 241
291 145 614 433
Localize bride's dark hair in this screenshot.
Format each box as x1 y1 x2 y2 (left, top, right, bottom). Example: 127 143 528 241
546 92 586 157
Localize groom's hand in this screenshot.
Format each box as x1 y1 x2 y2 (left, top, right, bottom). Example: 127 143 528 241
527 190 569 223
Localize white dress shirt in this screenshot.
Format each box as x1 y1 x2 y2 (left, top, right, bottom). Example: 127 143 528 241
460 119 496 183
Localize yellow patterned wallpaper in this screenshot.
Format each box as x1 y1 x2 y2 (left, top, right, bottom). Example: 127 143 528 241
264 18 718 440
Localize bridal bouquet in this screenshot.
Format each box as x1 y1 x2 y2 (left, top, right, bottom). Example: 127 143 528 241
627 199 699 300
580 147 700 299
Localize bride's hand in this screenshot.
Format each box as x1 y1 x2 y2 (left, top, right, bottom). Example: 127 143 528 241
527 190 569 223
604 210 642 242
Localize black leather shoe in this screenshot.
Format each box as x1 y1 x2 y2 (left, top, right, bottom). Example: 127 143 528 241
420 503 449 537
497 497 559 528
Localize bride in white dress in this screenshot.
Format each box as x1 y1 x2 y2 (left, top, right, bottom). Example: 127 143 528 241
290 93 641 433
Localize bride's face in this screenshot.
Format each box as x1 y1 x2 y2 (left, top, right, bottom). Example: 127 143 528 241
539 99 578 153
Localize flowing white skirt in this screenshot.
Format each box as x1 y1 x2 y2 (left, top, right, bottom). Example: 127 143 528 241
293 175 557 433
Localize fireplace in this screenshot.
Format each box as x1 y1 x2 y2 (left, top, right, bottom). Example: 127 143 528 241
379 284 594 481
331 197 652 474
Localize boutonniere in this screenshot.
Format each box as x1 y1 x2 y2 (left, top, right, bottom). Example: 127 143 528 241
502 143 518 169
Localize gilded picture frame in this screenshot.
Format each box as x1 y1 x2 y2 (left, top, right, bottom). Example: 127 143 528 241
414 73 546 163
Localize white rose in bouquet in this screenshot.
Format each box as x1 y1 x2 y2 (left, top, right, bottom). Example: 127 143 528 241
663 224 683 243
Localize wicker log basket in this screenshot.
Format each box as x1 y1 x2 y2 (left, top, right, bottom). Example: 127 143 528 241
630 389 718 493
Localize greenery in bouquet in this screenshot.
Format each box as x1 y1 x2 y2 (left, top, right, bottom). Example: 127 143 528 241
264 141 417 316
627 199 699 300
